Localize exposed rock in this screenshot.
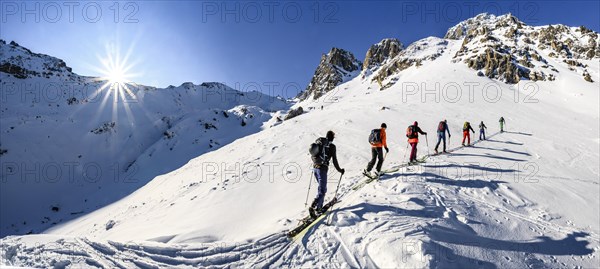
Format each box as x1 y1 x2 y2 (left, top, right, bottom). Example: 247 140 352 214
181 82 195 89
0 39 74 79
91 122 117 134
465 48 528 84
583 71 593 82
447 13 599 85
529 71 545 81
372 37 447 88
445 13 524 40
535 24 599 60
0 62 29 79
363 38 403 70
563 59 584 67
284 106 304 120
163 131 175 139
298 48 361 100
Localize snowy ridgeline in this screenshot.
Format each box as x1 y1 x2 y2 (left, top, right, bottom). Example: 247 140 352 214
0 40 291 237
1 13 600 268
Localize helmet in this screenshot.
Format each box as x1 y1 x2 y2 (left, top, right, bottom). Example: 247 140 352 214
381 123 387 128
414 121 418 126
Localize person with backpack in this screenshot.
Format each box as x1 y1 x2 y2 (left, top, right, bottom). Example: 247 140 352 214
462 121 475 146
309 131 345 217
434 119 451 154
479 121 487 140
406 121 427 163
364 123 388 178
499 117 505 132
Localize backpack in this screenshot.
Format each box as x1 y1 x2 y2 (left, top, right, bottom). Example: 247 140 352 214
437 121 445 132
310 137 329 165
368 129 382 145
406 125 417 138
463 122 469 130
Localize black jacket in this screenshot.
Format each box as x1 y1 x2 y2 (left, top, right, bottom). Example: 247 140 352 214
314 142 342 172
407 125 426 139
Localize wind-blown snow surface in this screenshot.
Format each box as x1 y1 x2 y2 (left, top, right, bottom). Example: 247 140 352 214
2 34 598 268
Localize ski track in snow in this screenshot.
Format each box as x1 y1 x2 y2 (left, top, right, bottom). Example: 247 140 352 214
2 133 598 268
3 14 600 268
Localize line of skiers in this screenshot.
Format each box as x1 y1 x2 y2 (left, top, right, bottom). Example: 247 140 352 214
306 117 506 216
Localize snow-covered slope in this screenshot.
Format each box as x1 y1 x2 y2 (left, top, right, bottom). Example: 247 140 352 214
0 40 290 237
1 14 599 268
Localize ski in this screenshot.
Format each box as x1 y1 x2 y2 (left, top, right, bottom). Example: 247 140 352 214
287 199 339 240
384 156 428 171
351 172 379 190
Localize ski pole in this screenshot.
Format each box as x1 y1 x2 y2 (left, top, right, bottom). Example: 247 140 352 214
380 151 388 172
304 166 314 207
402 142 409 162
326 173 344 225
332 173 344 199
425 134 430 156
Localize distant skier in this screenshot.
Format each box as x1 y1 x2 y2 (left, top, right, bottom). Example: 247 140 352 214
479 121 487 140
406 121 427 163
434 119 451 154
499 117 505 132
364 123 388 178
462 121 475 146
309 131 345 217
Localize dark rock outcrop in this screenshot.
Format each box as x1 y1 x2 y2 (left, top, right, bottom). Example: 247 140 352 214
447 13 599 84
363 38 403 70
284 106 304 120
0 39 74 80
466 48 529 83
298 48 361 100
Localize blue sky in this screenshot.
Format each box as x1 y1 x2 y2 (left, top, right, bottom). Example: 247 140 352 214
2 1 599 97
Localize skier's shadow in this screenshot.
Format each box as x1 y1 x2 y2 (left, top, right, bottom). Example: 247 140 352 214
485 139 524 146
425 224 594 256
469 145 531 156
379 163 517 189
382 171 507 191
423 163 520 173
333 201 446 225
440 152 527 162
504 131 533 136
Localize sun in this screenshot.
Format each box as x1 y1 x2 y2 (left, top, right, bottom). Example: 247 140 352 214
87 40 142 129
106 64 128 87
100 53 131 90
93 42 140 92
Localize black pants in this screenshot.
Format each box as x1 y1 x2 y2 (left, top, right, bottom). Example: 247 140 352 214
366 147 384 172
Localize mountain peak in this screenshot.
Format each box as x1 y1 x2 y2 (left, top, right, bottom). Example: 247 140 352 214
445 13 525 40
298 47 361 100
363 38 404 70
323 47 362 73
0 39 74 80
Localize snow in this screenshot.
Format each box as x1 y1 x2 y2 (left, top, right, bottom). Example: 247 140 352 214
2 14 600 268
0 40 290 237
